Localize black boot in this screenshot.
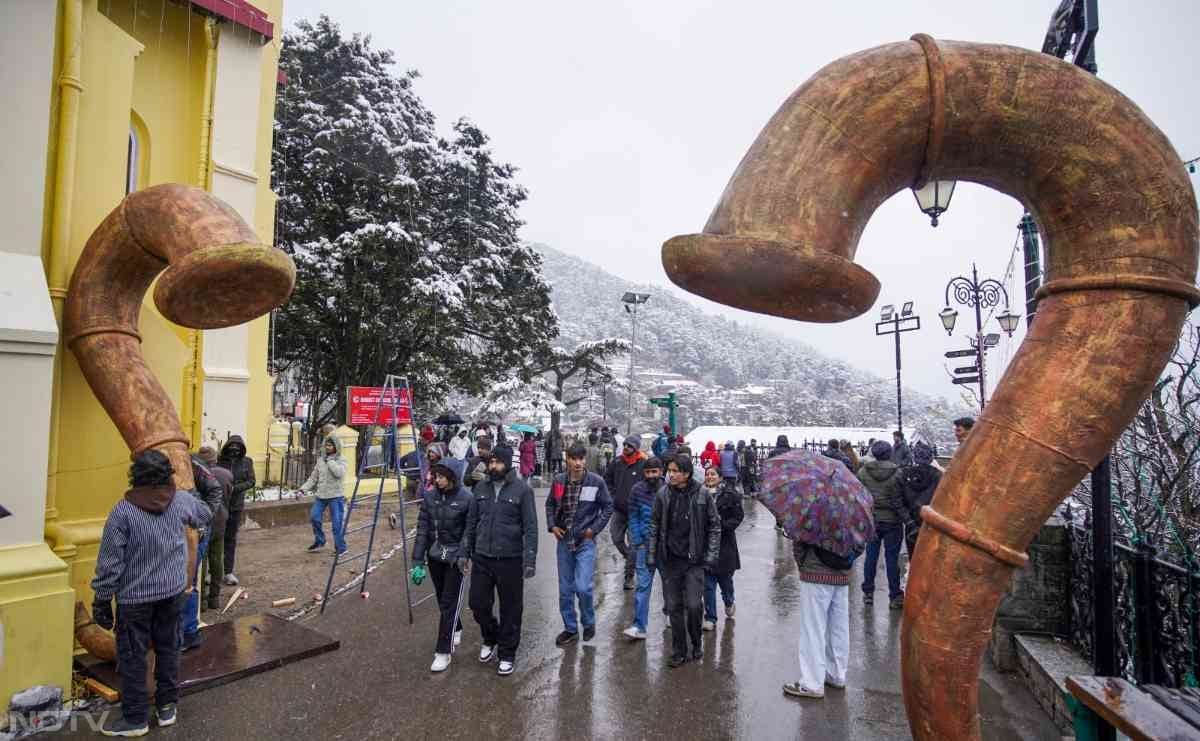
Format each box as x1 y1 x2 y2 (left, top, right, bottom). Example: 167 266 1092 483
206 586 221 611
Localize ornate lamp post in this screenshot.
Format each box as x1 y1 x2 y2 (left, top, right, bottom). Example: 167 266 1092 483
939 264 1019 409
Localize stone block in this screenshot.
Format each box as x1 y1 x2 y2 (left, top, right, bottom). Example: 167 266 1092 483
1014 633 1093 735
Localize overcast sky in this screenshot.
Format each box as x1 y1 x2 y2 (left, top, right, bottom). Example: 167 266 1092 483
282 0 1199 402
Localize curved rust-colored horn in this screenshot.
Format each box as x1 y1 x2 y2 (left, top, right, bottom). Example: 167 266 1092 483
64 183 296 489
663 36 1198 739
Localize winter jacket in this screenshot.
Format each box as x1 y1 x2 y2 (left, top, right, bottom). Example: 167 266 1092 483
893 440 913 468
793 540 851 586
647 478 721 568
718 445 739 478
700 441 721 471
822 446 853 471
207 464 234 535
857 459 904 525
709 482 744 574
519 439 537 477
92 485 211 605
189 458 225 531
604 450 646 515
449 434 471 460
652 433 670 459
465 469 538 569
898 463 941 525
413 484 474 564
300 435 348 500
218 435 255 511
586 444 605 475
627 477 662 547
545 471 613 549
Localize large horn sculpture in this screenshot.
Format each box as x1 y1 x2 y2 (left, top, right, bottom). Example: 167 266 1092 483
663 36 1198 739
64 183 296 490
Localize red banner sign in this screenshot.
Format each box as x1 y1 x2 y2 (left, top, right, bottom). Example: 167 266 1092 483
346 386 412 426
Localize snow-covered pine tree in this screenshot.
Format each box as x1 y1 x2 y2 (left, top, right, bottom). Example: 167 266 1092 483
271 17 556 426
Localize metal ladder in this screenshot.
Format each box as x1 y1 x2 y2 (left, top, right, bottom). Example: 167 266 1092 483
319 374 420 619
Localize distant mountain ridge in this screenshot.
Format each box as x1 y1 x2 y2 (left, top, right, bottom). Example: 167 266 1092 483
532 242 967 446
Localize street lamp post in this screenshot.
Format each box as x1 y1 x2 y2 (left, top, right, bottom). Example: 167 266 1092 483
939 264 1020 409
875 302 920 433
621 291 650 436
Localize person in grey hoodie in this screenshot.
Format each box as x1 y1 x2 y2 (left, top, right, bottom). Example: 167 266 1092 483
91 450 211 737
857 440 905 608
301 435 349 554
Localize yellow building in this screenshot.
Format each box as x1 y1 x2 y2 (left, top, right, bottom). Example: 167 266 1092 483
0 0 284 705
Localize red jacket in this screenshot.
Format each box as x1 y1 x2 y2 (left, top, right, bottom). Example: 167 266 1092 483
519 438 537 477
700 441 720 470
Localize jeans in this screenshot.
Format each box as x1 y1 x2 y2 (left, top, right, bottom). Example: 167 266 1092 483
609 511 635 579
311 497 347 552
796 580 849 692
181 532 209 638
703 571 735 622
555 538 596 633
632 545 654 631
469 555 524 662
117 594 184 726
428 560 466 653
862 521 904 600
223 509 242 575
662 557 705 658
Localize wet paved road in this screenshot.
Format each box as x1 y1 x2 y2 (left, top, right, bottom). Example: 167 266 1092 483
67 494 1059 740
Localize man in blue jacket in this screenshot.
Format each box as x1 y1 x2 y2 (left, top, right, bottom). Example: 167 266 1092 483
546 442 613 647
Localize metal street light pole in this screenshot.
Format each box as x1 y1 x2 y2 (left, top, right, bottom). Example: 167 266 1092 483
875 302 920 433
621 292 650 436
940 264 1018 410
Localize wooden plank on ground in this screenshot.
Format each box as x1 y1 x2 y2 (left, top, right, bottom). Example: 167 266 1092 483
1066 675 1199 741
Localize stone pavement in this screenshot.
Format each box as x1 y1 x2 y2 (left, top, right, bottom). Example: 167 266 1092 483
62 493 1060 740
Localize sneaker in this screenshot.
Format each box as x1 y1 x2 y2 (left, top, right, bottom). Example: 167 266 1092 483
582 625 595 642
863 593 874 606
181 631 203 652
623 626 646 640
155 704 177 727
890 596 905 610
479 644 496 663
453 629 463 648
497 659 514 676
101 715 149 737
782 682 824 699
702 619 716 631
222 573 239 586
335 547 348 556
306 542 323 552
825 677 846 690
430 653 451 672
667 654 688 668
725 603 736 618
555 630 578 647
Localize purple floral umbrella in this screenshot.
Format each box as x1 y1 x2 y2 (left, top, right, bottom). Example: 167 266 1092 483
759 449 875 557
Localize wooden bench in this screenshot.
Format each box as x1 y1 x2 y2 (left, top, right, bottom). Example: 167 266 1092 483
1065 675 1200 741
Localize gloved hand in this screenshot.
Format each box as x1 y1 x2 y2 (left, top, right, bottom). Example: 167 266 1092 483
523 564 535 580
92 597 114 631
456 557 470 574
410 563 427 586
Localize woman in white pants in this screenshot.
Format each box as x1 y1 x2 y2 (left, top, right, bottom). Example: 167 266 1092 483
783 541 851 699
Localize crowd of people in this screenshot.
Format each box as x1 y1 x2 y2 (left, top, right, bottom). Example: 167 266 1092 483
86 413 976 734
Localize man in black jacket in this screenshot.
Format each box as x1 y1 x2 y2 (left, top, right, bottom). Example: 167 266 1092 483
181 455 224 651
217 435 255 587
464 444 537 676
546 443 613 647
647 454 721 667
604 435 646 591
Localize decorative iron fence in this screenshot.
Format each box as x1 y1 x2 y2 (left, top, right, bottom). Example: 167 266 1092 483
1066 499 1200 688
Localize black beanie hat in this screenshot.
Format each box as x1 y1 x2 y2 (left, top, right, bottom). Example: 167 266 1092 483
490 445 514 470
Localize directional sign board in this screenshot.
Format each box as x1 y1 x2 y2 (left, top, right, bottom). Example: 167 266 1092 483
953 365 980 374
945 349 978 359
952 376 981 385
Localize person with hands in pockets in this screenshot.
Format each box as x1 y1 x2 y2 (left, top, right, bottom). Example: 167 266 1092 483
463 444 537 676
546 442 613 647
411 460 475 673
